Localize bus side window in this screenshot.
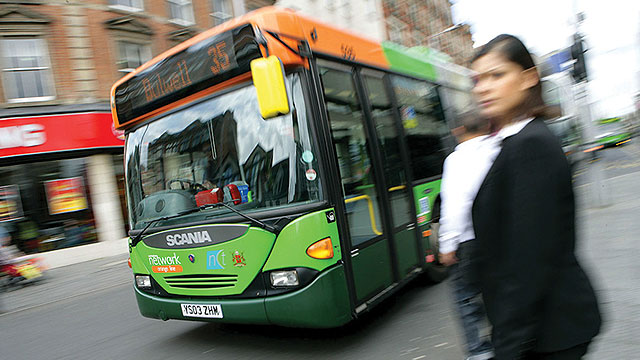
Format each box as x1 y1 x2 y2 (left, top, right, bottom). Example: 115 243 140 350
390 76 450 181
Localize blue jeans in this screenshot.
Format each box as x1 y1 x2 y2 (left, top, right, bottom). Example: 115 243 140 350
450 240 493 358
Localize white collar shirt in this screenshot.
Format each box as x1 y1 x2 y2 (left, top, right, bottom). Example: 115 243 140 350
495 117 534 143
438 134 501 253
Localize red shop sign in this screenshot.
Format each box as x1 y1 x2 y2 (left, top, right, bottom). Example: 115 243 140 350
0 112 124 158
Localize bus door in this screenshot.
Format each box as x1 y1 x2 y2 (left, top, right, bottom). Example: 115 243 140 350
318 62 395 306
389 75 455 273
358 70 421 279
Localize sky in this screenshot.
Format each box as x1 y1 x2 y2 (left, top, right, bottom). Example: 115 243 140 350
450 0 640 118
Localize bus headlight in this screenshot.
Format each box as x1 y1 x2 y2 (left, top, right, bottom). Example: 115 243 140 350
136 275 152 289
270 270 299 287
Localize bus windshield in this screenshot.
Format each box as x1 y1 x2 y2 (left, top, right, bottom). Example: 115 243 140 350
124 73 323 229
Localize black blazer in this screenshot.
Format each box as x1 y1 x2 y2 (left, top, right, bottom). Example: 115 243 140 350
472 118 601 359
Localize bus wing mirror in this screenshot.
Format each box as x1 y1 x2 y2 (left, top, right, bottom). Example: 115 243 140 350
250 56 290 119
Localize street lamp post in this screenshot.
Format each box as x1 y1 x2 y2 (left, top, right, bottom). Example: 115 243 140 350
571 12 610 207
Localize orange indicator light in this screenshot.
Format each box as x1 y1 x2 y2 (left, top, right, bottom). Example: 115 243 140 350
306 237 334 259
422 230 432 237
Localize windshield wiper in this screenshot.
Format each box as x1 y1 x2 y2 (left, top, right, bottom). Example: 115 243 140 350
131 205 210 247
213 200 277 233
130 200 276 247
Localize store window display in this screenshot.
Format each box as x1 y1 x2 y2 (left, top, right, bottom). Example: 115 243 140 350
0 158 97 253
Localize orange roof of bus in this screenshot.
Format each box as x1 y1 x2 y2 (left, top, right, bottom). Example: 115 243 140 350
110 6 390 129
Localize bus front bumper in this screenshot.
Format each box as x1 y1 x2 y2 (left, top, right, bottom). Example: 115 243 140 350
133 265 352 328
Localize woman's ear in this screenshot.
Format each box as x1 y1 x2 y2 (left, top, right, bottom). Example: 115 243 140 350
520 67 540 90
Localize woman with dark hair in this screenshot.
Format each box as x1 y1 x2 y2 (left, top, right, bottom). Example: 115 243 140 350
470 34 601 359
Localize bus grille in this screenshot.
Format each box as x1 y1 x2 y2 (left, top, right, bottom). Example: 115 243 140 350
163 274 238 289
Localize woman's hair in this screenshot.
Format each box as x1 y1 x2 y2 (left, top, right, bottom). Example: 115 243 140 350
472 34 548 119
456 108 488 134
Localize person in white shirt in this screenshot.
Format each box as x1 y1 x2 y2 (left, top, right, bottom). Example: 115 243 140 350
438 111 499 360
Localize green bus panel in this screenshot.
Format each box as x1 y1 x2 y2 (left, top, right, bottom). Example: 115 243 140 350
351 239 394 302
263 208 342 272
135 286 270 324
264 265 352 328
382 41 437 82
394 227 420 278
134 265 352 328
132 226 276 297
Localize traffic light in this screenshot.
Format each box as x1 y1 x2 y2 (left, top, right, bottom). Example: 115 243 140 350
571 34 588 82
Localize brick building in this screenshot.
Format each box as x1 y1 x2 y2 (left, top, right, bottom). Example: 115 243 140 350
0 0 276 108
0 0 280 254
382 0 473 66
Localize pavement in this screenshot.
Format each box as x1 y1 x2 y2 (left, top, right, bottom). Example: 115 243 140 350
0 143 637 359
0 254 130 316
575 172 640 358
36 237 129 270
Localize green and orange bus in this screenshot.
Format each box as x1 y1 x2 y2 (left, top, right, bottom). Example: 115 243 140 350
111 7 475 328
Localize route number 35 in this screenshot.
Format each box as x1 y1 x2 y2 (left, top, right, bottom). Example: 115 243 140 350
208 41 231 75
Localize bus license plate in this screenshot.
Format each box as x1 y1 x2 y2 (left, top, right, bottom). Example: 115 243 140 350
180 303 223 318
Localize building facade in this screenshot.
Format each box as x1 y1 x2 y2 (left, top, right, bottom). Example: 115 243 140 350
275 0 386 42
381 0 473 66
274 0 473 66
0 0 261 254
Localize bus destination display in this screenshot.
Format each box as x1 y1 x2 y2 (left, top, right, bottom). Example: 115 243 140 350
114 24 261 126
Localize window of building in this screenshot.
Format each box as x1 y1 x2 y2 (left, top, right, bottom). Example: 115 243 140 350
167 0 194 26
0 38 55 103
116 41 151 73
387 16 406 45
109 0 144 12
211 0 233 26
105 15 154 75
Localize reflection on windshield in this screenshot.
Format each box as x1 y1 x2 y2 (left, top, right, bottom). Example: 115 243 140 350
125 74 322 229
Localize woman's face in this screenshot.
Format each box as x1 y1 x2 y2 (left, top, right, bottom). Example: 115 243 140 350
471 51 535 120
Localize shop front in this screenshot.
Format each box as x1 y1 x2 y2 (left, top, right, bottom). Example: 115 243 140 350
0 111 126 254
